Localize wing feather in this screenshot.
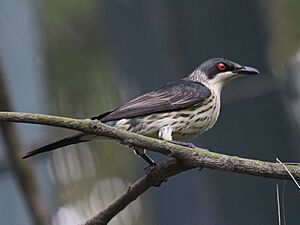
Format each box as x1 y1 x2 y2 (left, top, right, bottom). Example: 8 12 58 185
93 80 211 122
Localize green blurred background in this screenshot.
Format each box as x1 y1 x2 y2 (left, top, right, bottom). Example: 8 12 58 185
0 0 300 224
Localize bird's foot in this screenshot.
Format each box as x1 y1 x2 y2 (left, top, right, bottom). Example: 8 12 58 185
144 163 168 187
133 147 165 186
169 140 197 148
144 163 157 176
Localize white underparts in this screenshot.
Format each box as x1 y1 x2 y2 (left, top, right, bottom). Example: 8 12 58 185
116 119 129 126
158 126 173 141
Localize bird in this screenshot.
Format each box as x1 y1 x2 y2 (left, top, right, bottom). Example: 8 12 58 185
23 58 259 165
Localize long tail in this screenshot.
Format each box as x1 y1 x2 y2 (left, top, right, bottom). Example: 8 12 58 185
22 133 89 159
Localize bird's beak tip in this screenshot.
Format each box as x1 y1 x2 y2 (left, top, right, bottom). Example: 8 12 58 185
236 66 260 76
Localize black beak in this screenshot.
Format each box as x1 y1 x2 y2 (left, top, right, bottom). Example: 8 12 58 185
235 66 260 75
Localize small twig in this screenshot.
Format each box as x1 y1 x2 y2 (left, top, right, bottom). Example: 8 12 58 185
276 184 281 225
276 158 300 189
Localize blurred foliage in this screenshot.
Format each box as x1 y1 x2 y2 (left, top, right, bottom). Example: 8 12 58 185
44 0 119 113
41 1 149 224
267 0 300 73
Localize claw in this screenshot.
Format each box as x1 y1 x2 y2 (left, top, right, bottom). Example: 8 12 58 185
144 164 156 176
144 164 168 187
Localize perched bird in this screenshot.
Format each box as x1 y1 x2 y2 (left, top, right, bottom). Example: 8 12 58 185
23 58 259 165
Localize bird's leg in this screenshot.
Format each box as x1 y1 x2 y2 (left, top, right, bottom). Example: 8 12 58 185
133 147 157 175
133 147 167 187
133 147 156 166
168 140 197 148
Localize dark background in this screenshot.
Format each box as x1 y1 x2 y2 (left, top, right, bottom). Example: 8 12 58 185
0 0 300 224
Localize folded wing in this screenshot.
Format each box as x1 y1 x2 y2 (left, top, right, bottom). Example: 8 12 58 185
93 80 211 122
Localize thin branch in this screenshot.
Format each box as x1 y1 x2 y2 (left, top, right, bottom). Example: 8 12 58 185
276 158 300 189
85 159 192 225
276 184 281 225
0 111 300 225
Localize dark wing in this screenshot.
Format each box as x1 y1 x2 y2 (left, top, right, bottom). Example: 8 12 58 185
93 80 211 122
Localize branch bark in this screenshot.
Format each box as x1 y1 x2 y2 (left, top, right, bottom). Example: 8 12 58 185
85 159 192 225
0 111 299 225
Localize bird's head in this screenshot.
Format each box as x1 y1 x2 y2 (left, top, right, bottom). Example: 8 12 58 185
188 58 259 93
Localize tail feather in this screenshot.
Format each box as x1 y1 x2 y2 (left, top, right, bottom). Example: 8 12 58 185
23 133 88 159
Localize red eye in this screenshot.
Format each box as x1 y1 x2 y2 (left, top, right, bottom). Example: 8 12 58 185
217 63 226 72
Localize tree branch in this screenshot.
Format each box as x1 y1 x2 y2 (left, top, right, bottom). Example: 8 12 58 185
1 111 299 180
85 159 192 225
0 111 299 225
